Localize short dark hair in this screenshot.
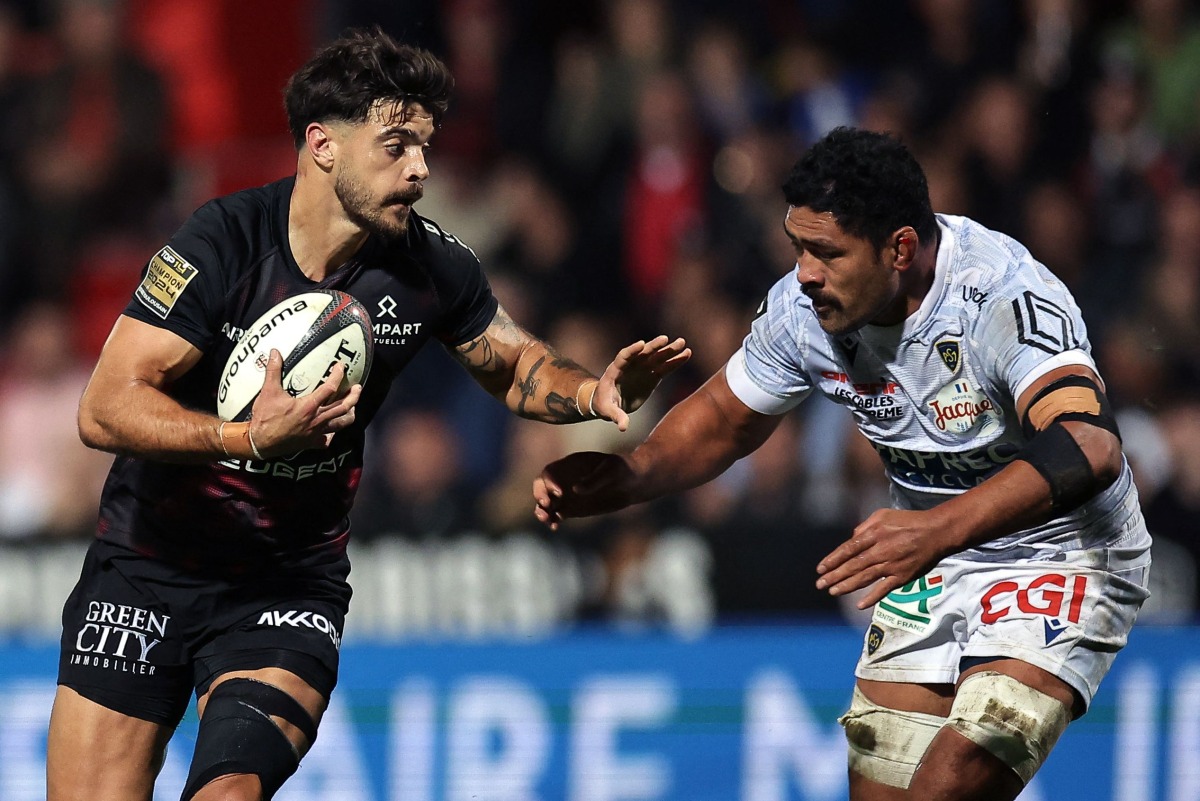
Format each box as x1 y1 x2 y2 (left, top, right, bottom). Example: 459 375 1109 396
284 27 454 148
782 127 937 249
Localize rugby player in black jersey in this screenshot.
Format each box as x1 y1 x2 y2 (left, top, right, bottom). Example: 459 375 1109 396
48 28 690 801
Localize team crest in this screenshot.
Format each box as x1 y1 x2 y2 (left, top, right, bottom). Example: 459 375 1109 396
866 623 885 656
936 340 961 373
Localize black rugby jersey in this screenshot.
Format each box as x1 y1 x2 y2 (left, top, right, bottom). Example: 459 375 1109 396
97 177 498 573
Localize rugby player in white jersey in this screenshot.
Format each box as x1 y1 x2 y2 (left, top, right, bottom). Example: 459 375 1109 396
534 127 1151 800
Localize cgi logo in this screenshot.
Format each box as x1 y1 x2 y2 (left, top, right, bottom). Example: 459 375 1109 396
980 573 1088 644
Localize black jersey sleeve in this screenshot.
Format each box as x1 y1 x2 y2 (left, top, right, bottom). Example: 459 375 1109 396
122 199 234 352
418 219 499 345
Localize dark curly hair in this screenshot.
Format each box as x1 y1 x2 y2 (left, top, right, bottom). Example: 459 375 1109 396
782 127 937 249
284 27 454 148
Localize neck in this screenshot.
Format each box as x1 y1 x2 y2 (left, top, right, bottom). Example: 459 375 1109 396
874 237 939 327
901 235 941 317
288 167 368 282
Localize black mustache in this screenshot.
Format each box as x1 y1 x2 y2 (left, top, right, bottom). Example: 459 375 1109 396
804 290 834 307
386 191 423 205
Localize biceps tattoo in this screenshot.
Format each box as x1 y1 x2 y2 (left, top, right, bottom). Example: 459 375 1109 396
455 333 507 376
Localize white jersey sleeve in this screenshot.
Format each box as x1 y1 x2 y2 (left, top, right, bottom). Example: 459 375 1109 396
725 272 814 414
967 228 1096 402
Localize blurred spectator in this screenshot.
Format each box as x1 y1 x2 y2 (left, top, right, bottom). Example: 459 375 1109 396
621 70 709 320
685 18 773 146
777 37 867 147
959 76 1038 234
0 3 24 307
1104 0 1200 146
1135 186 1200 390
1095 316 1172 413
479 419 568 534
1021 179 1091 293
1142 400 1200 611
18 0 170 294
542 31 628 200
433 0 506 170
485 160 622 329
0 300 111 541
1074 48 1169 354
700 415 846 616
1017 0 1093 170
353 409 477 541
902 0 1019 138
920 147 971 216
607 0 675 101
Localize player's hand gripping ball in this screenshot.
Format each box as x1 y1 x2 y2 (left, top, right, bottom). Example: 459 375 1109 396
217 290 374 422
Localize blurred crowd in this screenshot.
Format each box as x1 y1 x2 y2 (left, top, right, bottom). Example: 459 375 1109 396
2 0 1200 626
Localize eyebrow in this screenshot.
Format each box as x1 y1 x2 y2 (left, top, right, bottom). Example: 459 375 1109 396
782 225 839 252
379 123 435 143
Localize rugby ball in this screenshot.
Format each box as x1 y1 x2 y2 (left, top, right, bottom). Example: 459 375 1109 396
217 290 374 422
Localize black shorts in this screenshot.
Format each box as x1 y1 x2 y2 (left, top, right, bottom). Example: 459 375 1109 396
58 539 352 726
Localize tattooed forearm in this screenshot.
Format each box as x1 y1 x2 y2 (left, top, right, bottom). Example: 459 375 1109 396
454 305 599 421
516 354 547 416
514 339 605 421
544 391 584 422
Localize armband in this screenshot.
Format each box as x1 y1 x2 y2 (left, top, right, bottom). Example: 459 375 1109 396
1015 422 1097 512
1021 375 1119 440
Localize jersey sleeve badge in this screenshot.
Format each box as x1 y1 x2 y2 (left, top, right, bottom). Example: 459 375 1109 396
135 246 199 319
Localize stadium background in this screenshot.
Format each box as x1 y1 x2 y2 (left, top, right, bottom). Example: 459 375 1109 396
0 0 1198 798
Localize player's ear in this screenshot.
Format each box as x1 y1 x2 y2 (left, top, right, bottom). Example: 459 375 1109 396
891 226 919 270
304 123 337 171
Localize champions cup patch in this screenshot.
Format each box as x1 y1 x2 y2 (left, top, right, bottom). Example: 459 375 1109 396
873 574 944 633
135 246 198 319
929 380 1000 436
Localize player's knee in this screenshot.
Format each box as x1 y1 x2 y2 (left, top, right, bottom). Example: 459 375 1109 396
839 686 945 789
944 671 1072 784
182 678 319 801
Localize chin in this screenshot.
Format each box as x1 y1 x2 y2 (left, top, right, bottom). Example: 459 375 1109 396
367 216 408 242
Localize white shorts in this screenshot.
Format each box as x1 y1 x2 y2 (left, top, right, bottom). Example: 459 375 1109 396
854 522 1151 710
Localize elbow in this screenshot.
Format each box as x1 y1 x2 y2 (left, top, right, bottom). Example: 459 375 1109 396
77 409 104 451
1077 425 1122 497
1091 431 1123 492
77 395 114 452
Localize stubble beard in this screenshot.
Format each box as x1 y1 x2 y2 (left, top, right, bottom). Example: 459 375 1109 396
335 168 409 242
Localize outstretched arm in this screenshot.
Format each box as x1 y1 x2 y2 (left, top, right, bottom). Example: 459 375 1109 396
78 316 361 463
534 369 782 528
451 305 690 428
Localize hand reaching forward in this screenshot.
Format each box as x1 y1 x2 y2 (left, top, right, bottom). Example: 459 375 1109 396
591 335 690 431
815 508 962 609
534 451 640 531
247 349 362 457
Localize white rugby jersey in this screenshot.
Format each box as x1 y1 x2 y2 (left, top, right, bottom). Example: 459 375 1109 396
726 214 1143 560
